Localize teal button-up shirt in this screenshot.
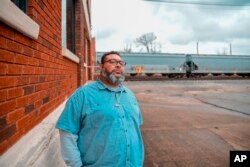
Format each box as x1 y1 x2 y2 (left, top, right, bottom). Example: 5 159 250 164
56 80 144 167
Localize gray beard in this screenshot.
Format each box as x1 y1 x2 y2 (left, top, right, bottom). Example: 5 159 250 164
101 69 125 84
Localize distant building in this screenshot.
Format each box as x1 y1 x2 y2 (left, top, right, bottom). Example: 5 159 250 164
0 0 95 158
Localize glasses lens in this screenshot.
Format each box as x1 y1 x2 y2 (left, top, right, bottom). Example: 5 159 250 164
104 59 126 66
109 59 116 64
119 61 126 66
103 59 126 66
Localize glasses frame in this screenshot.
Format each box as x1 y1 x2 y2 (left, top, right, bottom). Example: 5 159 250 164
103 59 126 66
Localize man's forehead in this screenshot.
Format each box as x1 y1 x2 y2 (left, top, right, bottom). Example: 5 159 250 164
105 54 122 60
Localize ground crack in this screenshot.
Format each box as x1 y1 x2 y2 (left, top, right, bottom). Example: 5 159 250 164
194 97 250 116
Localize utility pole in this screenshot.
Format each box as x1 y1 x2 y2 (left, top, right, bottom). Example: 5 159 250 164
196 42 199 55
229 43 232 55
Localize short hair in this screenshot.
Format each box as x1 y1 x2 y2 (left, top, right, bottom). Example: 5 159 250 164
101 51 121 64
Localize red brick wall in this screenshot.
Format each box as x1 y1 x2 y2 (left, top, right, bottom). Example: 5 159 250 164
75 0 86 86
90 37 96 80
0 0 93 154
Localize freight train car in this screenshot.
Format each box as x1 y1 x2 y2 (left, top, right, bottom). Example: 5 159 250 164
96 52 250 78
187 54 250 77
96 52 187 77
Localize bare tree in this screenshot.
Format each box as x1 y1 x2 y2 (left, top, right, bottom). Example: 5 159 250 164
135 32 161 53
151 42 162 53
123 43 133 53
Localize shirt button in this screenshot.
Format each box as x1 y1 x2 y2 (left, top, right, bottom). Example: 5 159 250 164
122 116 125 118
127 144 130 147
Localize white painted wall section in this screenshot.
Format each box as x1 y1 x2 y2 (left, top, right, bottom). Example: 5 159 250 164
0 0 40 39
0 100 67 167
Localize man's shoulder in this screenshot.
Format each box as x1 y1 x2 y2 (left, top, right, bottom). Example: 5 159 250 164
122 85 134 95
71 80 98 95
79 80 99 91
83 80 97 87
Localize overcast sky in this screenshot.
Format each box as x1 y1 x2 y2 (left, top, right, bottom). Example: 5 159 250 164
91 0 250 55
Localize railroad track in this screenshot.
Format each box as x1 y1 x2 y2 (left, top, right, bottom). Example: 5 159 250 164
125 75 250 81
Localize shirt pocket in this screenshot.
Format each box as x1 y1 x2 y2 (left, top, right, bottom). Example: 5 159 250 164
88 103 119 128
123 101 141 126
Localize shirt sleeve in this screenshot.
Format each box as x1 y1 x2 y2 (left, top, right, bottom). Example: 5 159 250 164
137 101 143 126
56 90 85 134
59 130 83 167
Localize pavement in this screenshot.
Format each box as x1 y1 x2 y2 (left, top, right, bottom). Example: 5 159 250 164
124 80 250 167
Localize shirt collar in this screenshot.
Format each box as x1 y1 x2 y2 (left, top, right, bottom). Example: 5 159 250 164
96 79 126 92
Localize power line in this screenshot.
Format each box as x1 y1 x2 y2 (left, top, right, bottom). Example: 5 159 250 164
144 0 250 7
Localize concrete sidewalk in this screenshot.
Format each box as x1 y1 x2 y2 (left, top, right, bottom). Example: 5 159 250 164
125 80 250 167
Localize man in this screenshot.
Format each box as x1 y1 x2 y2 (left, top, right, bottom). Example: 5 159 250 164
56 51 144 167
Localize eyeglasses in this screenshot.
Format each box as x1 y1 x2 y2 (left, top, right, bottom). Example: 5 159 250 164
103 59 126 66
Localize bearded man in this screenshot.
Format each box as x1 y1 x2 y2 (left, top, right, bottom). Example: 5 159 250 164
56 51 144 167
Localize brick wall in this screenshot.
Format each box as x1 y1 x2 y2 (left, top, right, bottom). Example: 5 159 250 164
90 37 96 80
75 0 87 86
0 0 93 155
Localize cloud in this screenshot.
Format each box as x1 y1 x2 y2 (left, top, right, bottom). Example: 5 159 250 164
190 7 250 42
96 28 117 39
92 0 250 54
149 2 250 53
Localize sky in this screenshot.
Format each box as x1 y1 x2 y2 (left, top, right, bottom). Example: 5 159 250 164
91 0 250 55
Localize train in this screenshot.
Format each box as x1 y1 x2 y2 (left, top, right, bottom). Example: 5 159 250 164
96 52 250 78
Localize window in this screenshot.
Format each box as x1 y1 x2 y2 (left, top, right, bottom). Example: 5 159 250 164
61 0 79 63
62 0 76 54
66 0 76 53
11 0 27 12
